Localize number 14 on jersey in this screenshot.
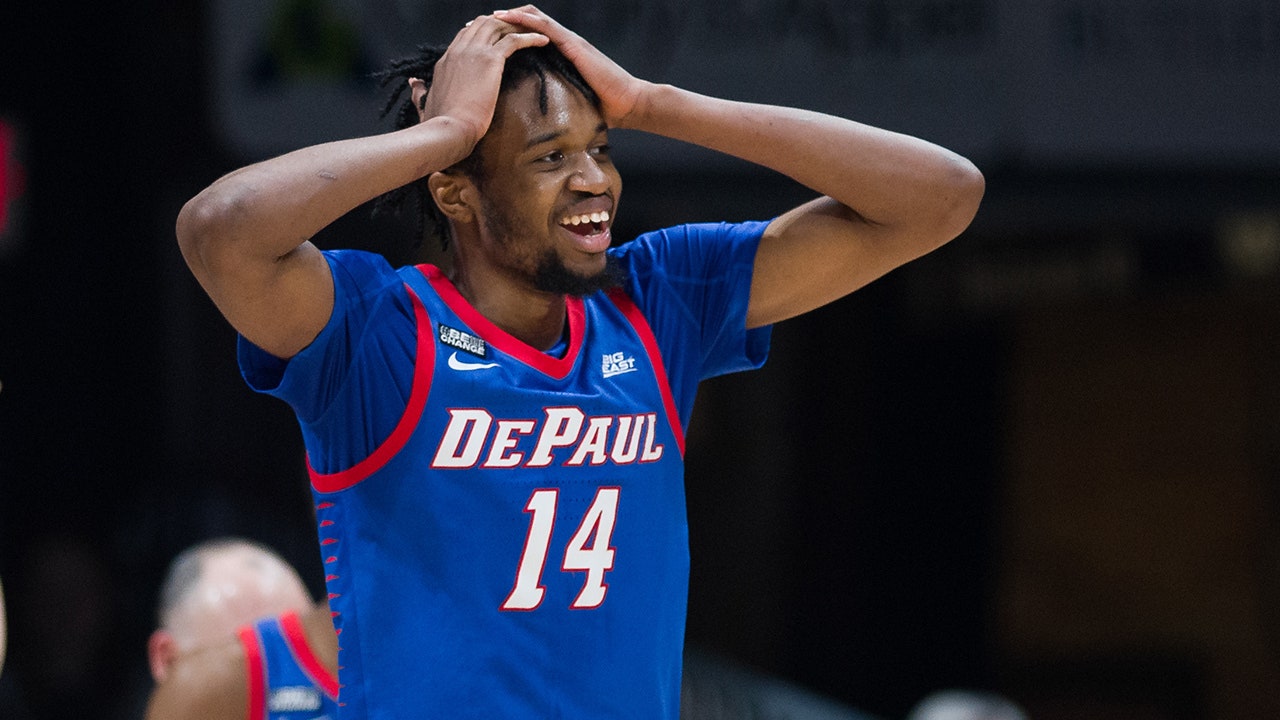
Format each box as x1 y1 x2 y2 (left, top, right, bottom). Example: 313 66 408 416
501 487 620 611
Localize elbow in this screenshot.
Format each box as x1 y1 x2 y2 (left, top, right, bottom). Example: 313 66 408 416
932 157 985 246
174 185 250 278
174 195 209 266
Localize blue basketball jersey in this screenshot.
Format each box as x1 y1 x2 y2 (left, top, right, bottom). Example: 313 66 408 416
237 611 339 720
240 221 773 719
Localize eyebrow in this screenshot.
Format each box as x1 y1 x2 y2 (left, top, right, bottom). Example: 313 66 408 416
525 122 609 150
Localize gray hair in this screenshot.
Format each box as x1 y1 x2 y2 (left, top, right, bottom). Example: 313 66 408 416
154 537 281 629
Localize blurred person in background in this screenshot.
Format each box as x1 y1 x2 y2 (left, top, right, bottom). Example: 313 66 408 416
147 537 313 683
145 537 337 720
146 601 337 720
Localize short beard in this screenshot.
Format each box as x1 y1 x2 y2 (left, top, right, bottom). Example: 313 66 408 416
478 191 626 297
533 251 626 297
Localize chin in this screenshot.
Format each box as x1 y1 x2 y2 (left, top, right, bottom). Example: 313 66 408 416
534 253 626 297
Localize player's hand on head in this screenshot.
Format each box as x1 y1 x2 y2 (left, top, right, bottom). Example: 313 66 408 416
411 14 549 145
493 5 648 129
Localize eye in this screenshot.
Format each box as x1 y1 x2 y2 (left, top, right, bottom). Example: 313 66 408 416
537 150 565 164
589 144 612 159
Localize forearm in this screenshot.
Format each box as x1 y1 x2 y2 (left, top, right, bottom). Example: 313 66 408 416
177 116 473 265
492 4 980 237
623 84 980 233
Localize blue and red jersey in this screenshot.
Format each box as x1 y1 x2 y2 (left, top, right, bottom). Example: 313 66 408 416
236 611 339 720
240 221 772 718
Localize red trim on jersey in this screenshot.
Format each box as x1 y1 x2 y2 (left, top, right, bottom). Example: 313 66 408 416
237 625 266 720
607 288 685 456
309 283 436 493
417 264 584 380
279 610 340 700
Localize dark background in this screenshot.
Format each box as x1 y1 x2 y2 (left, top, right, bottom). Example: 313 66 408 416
2 2 1280 719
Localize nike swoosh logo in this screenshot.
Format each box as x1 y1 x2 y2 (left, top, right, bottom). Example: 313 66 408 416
448 351 499 371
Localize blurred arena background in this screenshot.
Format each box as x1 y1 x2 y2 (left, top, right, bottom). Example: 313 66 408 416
3 1 1280 718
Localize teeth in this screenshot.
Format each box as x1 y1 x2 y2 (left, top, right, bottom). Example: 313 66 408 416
560 210 610 227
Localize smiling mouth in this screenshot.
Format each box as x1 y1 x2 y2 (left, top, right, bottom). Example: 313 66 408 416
559 210 611 236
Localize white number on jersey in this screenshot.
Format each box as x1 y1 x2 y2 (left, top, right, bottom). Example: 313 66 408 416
501 487 620 611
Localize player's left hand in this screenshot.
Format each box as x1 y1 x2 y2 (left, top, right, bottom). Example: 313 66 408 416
493 5 650 129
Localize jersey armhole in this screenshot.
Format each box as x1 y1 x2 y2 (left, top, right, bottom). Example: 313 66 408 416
308 282 436 493
607 287 686 457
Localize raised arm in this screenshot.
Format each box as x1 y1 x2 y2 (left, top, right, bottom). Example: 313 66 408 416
176 18 549 358
495 5 984 328
646 88 985 328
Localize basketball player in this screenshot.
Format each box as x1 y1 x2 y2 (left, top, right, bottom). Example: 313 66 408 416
176 6 983 717
145 538 337 720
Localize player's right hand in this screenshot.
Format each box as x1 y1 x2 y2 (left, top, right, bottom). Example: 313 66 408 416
411 14 549 150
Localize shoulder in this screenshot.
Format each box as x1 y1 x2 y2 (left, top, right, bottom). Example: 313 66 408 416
323 249 406 296
611 220 772 274
145 639 248 720
608 220 772 301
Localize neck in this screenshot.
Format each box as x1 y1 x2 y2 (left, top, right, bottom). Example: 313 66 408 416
451 268 568 351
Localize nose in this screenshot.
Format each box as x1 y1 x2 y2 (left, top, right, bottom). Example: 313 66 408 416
568 152 610 194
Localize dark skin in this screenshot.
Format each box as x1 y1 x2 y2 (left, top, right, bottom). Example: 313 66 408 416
427 72 621 349
176 5 983 361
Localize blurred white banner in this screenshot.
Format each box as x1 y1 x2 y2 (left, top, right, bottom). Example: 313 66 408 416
208 0 1280 170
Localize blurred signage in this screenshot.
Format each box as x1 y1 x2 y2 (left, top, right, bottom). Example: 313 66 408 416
208 0 390 161
208 0 1280 169
1004 0 1280 167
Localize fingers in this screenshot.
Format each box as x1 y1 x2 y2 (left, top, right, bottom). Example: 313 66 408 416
497 31 550 52
493 6 566 38
453 13 546 50
490 6 598 69
491 6 641 127
417 14 549 131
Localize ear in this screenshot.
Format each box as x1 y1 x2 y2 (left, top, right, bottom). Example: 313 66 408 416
148 629 178 683
409 78 429 122
427 171 479 225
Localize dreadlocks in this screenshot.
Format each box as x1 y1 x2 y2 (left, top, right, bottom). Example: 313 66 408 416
371 42 601 251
